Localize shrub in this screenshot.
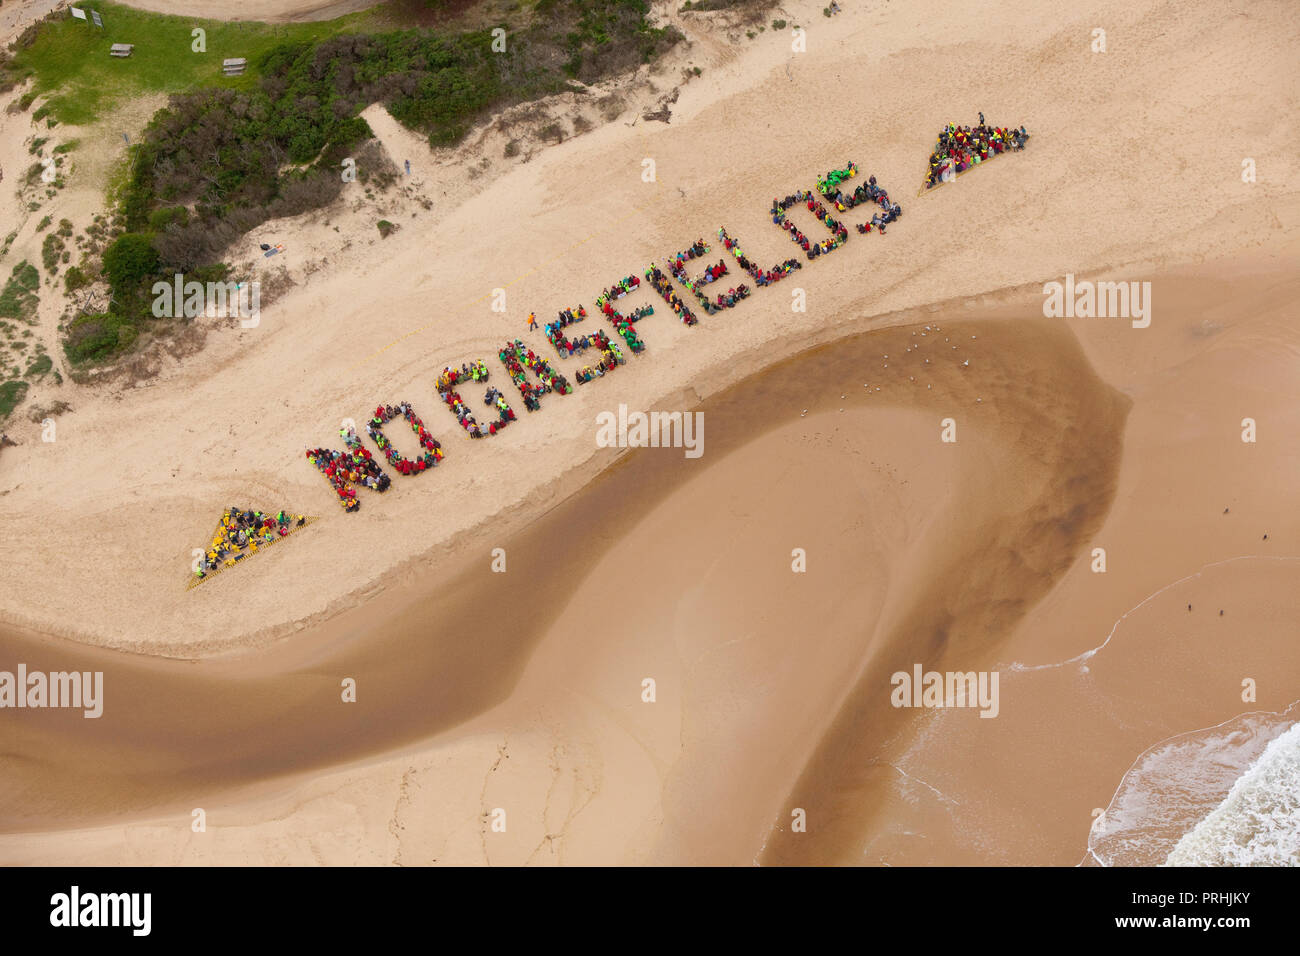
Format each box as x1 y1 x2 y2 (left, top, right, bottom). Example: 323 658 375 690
0 380 29 421
63 312 135 365
101 233 159 299
0 261 39 320
41 233 62 273
147 206 189 232
64 264 90 292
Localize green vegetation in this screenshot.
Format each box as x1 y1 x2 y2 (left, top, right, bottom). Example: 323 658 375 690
0 262 40 321
27 352 53 378
42 232 65 274
101 232 158 301
0 380 29 422
0 262 43 417
7 0 683 369
64 310 138 365
6 2 376 126
681 0 766 11
64 264 91 292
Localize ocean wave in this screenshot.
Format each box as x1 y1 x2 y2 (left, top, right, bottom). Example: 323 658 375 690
1087 709 1297 866
1165 720 1300 866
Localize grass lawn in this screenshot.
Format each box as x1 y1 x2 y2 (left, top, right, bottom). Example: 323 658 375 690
13 1 381 126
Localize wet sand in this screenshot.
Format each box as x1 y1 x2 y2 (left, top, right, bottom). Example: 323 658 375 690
1 281 1128 848
3 249 1298 863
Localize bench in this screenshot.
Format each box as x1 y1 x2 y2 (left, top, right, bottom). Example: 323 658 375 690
109 44 134 58
222 58 247 76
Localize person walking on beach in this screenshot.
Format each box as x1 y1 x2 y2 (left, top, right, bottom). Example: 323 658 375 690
527 311 538 332
404 159 411 175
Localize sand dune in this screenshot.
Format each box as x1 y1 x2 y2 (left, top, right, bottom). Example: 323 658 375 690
0 0 1297 864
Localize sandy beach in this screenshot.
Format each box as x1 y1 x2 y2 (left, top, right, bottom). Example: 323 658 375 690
0 0 1297 865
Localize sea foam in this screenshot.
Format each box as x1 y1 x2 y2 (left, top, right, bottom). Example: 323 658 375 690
1088 711 1295 866
1165 720 1300 866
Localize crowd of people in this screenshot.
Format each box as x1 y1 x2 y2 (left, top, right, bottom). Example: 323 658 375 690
544 303 601 359
925 120 1029 188
294 157 949 514
574 330 626 384
666 241 735 314
771 191 850 259
192 507 310 581
813 165 902 234
596 275 651 353
815 162 858 196
665 239 755 313
306 429 391 511
365 402 445 472
644 263 699 326
438 363 515 438
717 228 803 287
499 339 572 411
